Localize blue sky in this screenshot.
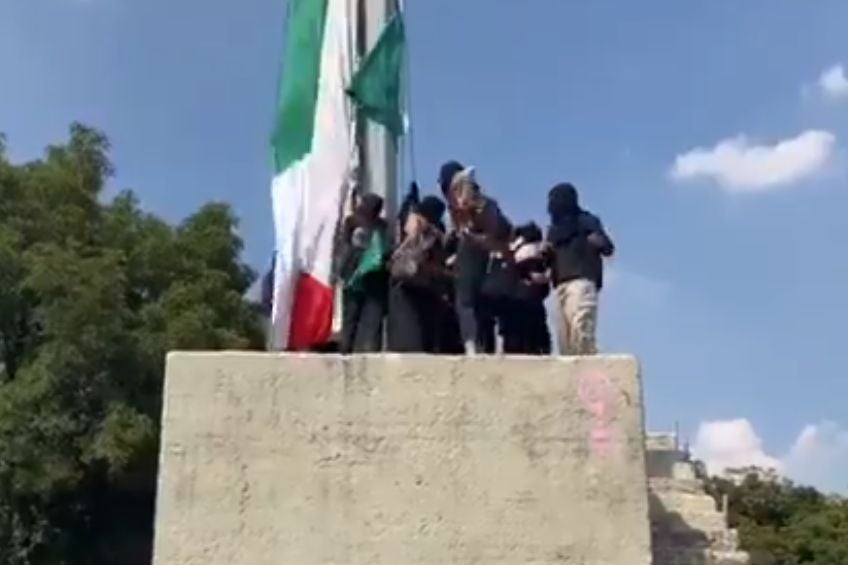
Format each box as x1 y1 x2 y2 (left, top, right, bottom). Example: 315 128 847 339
2 0 848 491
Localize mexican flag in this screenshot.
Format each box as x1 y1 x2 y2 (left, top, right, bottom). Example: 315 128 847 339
270 0 405 351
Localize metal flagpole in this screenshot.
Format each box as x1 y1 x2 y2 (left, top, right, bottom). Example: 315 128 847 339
360 0 399 228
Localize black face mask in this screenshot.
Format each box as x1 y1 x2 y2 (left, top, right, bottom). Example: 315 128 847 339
548 184 580 221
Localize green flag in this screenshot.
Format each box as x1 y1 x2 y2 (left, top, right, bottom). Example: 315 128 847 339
346 229 389 292
347 13 406 138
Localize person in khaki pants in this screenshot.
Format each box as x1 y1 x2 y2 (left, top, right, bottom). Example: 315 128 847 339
545 183 614 355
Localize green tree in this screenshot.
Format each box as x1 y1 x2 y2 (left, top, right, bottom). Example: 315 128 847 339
0 124 264 564
705 470 848 565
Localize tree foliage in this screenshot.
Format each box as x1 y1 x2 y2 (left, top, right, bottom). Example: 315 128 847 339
0 124 264 564
706 471 848 565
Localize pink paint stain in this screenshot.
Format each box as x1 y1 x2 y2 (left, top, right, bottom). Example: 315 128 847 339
577 370 617 459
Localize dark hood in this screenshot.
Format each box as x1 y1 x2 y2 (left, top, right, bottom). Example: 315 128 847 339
416 195 446 227
357 193 384 224
548 183 581 223
547 183 586 246
548 183 580 221
438 160 465 197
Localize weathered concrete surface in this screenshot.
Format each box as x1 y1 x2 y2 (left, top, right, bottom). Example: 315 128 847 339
153 353 651 565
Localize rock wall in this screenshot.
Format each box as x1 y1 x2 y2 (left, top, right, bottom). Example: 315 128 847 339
153 353 652 565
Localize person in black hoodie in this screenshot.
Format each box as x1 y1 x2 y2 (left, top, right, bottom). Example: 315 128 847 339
546 183 614 355
393 163 465 354
387 196 451 352
502 222 551 354
336 193 389 353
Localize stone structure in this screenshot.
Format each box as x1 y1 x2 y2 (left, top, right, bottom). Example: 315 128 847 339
646 432 749 565
153 353 652 565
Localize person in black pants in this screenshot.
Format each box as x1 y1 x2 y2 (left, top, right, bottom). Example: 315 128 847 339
394 166 465 355
387 196 451 353
447 168 510 355
336 193 389 353
503 222 551 354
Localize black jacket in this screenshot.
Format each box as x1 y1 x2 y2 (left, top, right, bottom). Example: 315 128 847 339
450 197 510 303
547 211 614 289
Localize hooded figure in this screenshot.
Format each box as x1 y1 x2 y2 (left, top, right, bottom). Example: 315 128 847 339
547 184 587 248
545 183 614 356
337 193 389 353
358 192 384 221
391 161 465 354
417 195 446 228
439 160 465 198
387 195 454 353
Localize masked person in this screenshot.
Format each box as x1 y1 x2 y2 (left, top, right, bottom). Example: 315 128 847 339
546 183 614 355
387 196 451 353
336 193 389 353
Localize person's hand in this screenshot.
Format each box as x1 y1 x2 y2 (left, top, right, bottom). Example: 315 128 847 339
404 213 424 238
351 227 369 248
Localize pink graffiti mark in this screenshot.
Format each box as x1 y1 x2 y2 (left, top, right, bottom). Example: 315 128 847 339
577 370 618 459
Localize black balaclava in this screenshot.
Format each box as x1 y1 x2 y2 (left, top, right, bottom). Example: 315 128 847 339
357 193 384 224
438 160 465 198
547 183 580 222
416 196 446 227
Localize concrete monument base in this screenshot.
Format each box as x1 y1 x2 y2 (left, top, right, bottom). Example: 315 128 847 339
153 353 651 565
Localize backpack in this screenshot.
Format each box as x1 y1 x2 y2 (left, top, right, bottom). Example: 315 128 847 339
390 226 440 285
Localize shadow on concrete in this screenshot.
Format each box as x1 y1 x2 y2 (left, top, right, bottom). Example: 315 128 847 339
645 448 678 482
649 491 709 565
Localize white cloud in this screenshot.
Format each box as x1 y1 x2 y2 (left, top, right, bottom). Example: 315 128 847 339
819 64 848 100
692 419 783 475
670 130 836 192
784 422 848 494
692 418 848 494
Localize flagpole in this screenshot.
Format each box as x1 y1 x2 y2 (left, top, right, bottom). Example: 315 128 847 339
361 0 399 228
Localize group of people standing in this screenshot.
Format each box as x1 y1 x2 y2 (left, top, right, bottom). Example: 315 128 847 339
333 160 615 357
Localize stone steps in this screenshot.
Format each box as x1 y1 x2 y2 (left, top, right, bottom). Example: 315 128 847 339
650 498 727 533
646 433 749 565
650 489 720 513
649 477 707 495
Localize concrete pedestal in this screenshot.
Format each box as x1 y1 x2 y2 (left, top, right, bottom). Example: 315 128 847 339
153 353 651 565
